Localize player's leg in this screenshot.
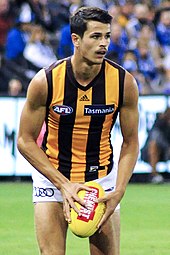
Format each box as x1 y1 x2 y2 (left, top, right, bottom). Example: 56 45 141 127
89 209 120 255
34 202 68 255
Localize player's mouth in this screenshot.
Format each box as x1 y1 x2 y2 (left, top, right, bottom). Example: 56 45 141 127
96 50 106 55
96 50 106 56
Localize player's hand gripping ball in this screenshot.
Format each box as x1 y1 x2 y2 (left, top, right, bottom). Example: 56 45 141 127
69 181 106 238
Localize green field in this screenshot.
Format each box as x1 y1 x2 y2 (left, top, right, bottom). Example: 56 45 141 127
0 182 170 255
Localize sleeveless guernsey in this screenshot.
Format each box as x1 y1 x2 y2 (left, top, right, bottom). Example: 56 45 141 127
42 57 125 182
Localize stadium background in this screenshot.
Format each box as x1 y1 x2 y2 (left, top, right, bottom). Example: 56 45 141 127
0 2 170 254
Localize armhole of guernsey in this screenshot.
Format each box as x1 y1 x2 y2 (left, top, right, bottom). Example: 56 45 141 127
44 66 53 108
41 64 54 151
118 67 125 110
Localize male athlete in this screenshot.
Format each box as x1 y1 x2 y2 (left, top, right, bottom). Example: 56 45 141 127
18 7 139 255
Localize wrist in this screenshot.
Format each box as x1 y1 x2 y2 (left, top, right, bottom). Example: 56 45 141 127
114 187 126 200
48 170 70 190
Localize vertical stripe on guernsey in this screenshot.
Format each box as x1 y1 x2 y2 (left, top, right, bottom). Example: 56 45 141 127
42 57 125 183
97 62 119 179
85 68 106 181
71 88 92 182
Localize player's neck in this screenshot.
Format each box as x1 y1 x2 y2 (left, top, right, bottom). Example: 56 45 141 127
71 55 102 86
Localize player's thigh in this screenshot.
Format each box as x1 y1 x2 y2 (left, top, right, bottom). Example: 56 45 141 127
89 209 120 255
34 202 68 255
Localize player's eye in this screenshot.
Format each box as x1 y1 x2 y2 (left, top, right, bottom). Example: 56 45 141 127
105 34 111 39
92 35 100 39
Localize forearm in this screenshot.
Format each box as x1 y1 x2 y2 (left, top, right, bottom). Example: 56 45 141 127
115 141 139 195
17 137 69 189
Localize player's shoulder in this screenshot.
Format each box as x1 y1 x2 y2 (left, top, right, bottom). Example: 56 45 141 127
26 69 48 107
123 71 139 107
45 57 71 74
27 58 67 93
104 57 125 72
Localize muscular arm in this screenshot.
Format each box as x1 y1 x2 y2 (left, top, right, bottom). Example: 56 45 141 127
116 71 139 195
17 69 69 189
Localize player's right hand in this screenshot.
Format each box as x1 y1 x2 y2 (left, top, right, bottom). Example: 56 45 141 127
60 182 92 223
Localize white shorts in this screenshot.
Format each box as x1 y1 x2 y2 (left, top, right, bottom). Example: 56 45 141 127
32 165 120 210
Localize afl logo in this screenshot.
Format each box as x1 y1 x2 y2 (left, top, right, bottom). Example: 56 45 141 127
53 105 73 115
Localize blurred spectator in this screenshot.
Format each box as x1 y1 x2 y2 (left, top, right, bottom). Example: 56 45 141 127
23 25 57 69
135 39 161 93
8 78 24 96
141 107 170 183
122 50 147 94
14 0 54 32
47 0 76 33
155 9 170 55
0 0 15 53
84 0 113 10
161 0 170 7
138 24 163 69
154 2 170 25
69 0 85 14
116 0 134 28
5 13 33 63
108 4 121 23
106 22 129 64
3 12 35 91
57 0 84 59
57 24 73 59
126 3 153 49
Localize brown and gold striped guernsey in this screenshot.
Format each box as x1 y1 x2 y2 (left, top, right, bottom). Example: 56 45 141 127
42 57 125 183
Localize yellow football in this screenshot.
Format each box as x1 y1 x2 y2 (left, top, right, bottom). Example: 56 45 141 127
69 181 106 238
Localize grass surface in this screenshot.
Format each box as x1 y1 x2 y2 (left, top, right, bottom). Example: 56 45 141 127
0 182 169 254
120 184 170 255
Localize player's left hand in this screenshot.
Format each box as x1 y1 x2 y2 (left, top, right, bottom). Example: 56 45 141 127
96 189 124 229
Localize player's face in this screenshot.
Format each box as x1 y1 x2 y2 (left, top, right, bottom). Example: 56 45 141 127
78 21 111 65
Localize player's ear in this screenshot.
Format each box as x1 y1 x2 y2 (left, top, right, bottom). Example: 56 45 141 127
71 33 80 47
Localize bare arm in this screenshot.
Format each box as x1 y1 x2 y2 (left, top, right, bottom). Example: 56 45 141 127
98 71 139 227
116 71 139 195
17 69 68 189
17 69 90 219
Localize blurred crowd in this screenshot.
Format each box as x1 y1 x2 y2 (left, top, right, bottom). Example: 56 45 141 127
0 0 170 96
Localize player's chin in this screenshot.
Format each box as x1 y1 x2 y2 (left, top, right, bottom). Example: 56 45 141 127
95 54 106 62
93 57 104 65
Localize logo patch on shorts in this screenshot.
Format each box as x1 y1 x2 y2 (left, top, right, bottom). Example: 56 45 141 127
53 105 73 115
33 187 54 197
84 104 114 116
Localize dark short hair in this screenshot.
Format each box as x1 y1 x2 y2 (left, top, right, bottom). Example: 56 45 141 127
70 7 112 38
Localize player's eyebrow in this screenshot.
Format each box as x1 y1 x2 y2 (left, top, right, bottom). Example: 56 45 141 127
91 32 111 36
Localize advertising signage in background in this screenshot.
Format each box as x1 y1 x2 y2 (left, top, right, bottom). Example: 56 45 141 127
0 96 169 176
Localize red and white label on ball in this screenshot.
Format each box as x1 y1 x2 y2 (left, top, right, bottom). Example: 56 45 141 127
77 187 99 222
